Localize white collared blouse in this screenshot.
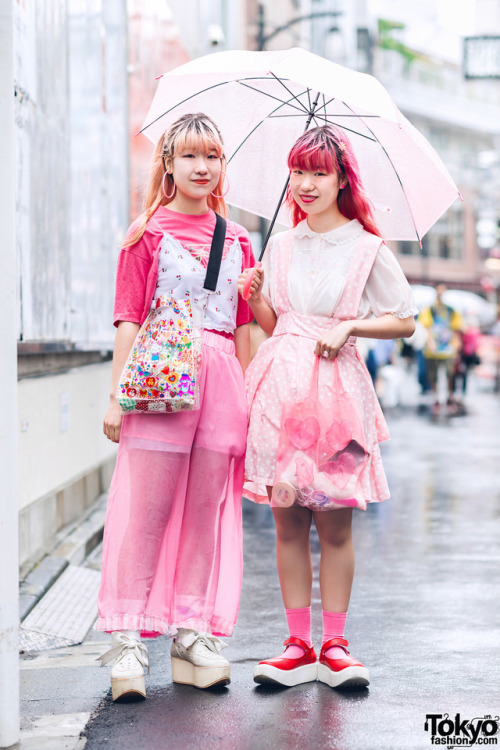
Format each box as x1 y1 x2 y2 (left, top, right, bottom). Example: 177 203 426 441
261 219 418 320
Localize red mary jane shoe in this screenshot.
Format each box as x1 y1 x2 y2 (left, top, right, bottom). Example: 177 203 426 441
318 637 370 689
253 637 317 687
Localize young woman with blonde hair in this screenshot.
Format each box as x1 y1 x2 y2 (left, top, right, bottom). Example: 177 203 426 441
97 113 255 699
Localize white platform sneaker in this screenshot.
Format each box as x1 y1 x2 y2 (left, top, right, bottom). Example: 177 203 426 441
98 631 150 701
170 629 230 688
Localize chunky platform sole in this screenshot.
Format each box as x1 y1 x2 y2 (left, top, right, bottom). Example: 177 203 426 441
317 663 370 689
171 656 230 688
111 675 146 701
253 661 317 687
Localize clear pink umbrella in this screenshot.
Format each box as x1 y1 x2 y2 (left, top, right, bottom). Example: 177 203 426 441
140 47 460 248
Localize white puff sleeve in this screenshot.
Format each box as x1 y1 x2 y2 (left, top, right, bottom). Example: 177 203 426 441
360 243 419 319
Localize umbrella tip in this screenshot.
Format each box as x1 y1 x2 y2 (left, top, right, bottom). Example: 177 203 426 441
458 191 464 202
155 74 164 80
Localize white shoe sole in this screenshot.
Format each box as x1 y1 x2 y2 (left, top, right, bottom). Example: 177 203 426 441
253 662 317 687
171 656 230 688
317 663 370 689
111 675 146 701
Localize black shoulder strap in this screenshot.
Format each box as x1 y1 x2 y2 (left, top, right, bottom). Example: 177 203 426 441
203 213 227 292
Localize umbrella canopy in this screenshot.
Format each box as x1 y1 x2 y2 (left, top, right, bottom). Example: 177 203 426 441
411 285 497 326
141 47 460 243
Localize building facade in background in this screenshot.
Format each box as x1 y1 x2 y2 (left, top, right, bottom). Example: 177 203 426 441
367 0 500 296
128 1 190 220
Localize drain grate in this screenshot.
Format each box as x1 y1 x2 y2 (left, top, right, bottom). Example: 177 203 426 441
20 565 101 652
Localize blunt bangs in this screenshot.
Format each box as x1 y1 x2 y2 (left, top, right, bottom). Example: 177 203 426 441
173 123 223 158
287 137 339 175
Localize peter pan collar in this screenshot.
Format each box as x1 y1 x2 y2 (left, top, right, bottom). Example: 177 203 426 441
294 218 364 245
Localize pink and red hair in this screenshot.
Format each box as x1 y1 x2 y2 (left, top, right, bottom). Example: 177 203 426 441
286 125 382 238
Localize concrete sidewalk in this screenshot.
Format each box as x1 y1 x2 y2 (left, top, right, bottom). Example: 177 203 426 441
16 374 500 750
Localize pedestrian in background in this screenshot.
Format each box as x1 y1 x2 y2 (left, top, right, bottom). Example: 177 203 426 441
452 317 481 407
418 283 463 415
405 318 432 401
97 113 255 699
239 125 417 690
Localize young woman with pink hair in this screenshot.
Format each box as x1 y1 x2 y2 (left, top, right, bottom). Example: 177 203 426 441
238 125 417 689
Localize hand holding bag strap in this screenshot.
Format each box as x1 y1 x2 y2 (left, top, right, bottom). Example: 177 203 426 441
203 213 227 292
309 355 345 403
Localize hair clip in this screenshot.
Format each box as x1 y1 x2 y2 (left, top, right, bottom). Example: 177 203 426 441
337 141 346 152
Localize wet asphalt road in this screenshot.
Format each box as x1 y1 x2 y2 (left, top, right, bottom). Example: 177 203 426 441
24 379 500 750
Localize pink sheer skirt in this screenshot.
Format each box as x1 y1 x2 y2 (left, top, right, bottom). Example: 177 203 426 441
96 330 247 637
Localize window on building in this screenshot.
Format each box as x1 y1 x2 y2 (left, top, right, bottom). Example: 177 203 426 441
438 237 451 258
421 235 430 259
399 241 416 255
397 204 464 261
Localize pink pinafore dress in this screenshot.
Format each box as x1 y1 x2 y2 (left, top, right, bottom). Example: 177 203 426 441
244 229 391 511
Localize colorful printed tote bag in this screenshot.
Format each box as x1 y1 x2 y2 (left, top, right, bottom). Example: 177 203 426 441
116 295 202 413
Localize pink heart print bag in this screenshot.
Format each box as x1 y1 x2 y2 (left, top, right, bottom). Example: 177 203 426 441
273 356 370 510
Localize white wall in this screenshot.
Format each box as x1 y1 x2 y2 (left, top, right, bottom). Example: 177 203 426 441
68 0 129 347
475 0 500 32
18 363 116 513
14 0 129 347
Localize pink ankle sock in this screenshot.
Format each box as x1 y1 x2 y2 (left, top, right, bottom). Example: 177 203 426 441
322 610 347 658
284 606 312 658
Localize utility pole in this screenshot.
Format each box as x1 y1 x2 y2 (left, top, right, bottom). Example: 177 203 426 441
256 3 265 52
255 3 341 51
0 1 20 747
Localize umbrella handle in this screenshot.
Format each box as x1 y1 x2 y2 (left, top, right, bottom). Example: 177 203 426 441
242 261 263 301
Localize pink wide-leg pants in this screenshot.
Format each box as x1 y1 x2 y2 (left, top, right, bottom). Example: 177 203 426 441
96 330 247 637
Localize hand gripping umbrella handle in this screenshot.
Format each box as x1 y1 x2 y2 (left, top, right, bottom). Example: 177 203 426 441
241 104 318 303
242 261 263 301
242 170 292 302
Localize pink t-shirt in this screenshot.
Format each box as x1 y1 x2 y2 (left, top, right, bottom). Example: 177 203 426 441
113 206 255 330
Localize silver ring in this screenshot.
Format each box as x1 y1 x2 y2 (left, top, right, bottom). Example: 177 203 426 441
323 350 329 358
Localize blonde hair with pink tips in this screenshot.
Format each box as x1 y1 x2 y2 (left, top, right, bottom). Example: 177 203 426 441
124 113 228 248
286 125 382 238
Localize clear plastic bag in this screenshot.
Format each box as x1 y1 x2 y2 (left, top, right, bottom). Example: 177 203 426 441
273 356 370 511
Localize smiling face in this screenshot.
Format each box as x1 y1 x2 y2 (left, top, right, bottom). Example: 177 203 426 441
168 143 222 202
289 166 347 217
